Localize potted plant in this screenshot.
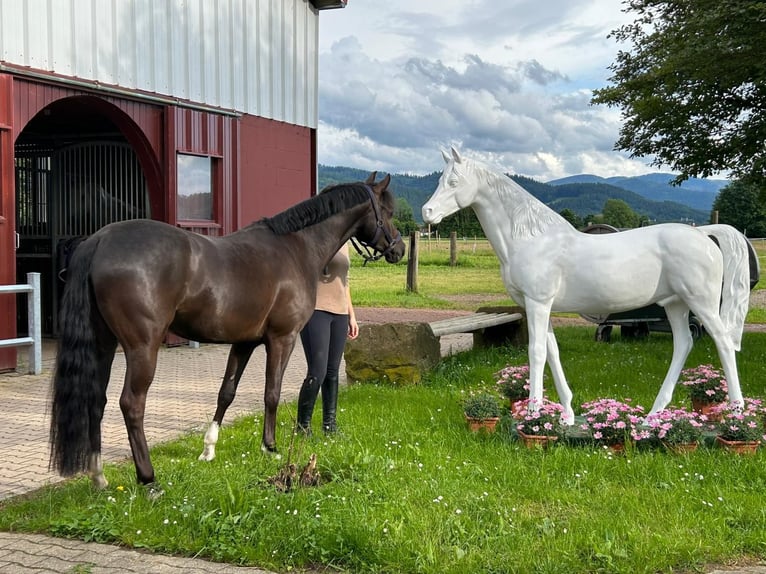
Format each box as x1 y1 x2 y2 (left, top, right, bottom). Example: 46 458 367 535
680 364 728 417
495 364 532 413
513 398 564 448
580 398 645 452
712 398 765 454
463 392 501 432
643 408 706 454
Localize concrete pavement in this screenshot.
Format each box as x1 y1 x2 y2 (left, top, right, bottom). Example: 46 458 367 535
0 339 313 573
0 328 473 573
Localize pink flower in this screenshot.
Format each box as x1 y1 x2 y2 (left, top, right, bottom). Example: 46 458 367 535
581 398 645 445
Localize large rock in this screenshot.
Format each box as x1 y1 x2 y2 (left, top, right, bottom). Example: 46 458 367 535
344 322 440 384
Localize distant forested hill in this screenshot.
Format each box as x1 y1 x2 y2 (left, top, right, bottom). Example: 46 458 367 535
318 165 712 225
548 173 725 212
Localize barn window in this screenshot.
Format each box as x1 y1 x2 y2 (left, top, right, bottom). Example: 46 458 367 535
177 154 213 221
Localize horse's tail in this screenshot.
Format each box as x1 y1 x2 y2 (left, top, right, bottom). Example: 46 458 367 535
700 224 753 351
49 236 105 476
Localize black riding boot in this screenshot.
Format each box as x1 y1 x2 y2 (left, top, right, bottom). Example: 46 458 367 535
296 376 320 435
321 374 339 434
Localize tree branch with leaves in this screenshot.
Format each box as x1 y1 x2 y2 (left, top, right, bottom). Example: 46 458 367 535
592 0 766 187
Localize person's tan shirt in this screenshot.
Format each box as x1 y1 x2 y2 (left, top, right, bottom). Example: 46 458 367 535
316 243 350 314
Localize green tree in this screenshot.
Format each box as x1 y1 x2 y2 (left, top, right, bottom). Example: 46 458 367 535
602 199 639 229
559 208 582 229
393 198 419 237
435 208 485 238
711 181 766 237
592 1 766 187
583 214 602 227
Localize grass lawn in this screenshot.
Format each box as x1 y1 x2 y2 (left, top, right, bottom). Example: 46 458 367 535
1 236 764 573
2 328 766 573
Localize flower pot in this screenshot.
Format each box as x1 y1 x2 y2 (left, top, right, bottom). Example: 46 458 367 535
715 436 759 454
662 441 699 455
465 415 500 433
517 430 557 449
691 398 724 421
509 399 523 415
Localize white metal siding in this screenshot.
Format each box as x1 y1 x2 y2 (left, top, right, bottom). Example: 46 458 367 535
0 0 319 128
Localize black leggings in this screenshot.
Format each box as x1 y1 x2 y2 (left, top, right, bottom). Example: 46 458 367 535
300 310 349 382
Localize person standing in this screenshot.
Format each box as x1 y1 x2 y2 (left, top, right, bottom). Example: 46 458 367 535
296 242 358 434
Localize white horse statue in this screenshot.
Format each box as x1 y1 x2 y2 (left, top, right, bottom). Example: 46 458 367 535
422 147 752 423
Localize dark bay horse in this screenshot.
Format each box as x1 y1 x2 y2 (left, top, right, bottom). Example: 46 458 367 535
50 174 405 488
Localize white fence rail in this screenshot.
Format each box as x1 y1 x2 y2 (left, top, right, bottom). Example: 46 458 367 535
0 273 42 374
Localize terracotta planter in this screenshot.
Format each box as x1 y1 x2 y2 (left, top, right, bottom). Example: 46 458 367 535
691 398 724 421
465 415 500 433
662 441 699 455
517 430 557 449
715 436 759 454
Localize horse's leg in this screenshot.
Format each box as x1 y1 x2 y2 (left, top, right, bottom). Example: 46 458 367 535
689 309 744 408
649 301 694 415
199 341 258 461
119 344 161 485
524 300 553 409
261 334 298 455
87 339 118 489
545 324 575 425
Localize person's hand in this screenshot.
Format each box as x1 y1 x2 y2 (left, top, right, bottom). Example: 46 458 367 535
348 316 359 339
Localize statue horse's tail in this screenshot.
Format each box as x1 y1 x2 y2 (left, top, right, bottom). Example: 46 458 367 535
49 236 105 476
700 224 753 351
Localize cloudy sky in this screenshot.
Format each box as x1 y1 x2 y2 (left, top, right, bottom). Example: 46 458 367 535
317 0 661 181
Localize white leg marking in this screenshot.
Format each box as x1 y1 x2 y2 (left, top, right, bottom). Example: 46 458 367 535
198 421 220 461
88 453 108 489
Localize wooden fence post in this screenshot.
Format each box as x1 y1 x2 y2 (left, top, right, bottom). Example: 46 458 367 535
406 231 419 292
450 231 457 267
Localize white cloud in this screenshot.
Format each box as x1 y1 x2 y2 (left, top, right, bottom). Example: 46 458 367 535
316 1 673 181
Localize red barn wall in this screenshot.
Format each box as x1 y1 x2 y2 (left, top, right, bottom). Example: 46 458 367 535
0 75 15 367
0 74 316 368
238 115 315 225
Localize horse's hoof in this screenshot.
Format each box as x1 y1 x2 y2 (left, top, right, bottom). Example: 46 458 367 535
198 446 216 461
145 484 165 500
90 474 109 490
261 443 282 460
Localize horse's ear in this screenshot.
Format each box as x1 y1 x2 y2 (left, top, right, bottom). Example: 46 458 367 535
451 146 463 164
441 149 450 163
365 172 377 185
379 173 391 189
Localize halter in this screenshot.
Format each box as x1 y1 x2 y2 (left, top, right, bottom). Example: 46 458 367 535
350 185 402 266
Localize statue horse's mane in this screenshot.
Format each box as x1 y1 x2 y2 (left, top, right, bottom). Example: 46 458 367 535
466 158 566 239
260 184 370 235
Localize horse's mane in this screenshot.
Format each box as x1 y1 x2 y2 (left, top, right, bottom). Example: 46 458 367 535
468 159 567 239
261 184 370 235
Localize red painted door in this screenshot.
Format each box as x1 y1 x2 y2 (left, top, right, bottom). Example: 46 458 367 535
0 83 17 370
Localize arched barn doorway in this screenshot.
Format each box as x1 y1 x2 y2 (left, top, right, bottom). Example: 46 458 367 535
15 97 150 336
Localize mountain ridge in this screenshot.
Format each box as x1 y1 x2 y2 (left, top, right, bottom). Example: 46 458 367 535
318 165 724 225
547 173 726 212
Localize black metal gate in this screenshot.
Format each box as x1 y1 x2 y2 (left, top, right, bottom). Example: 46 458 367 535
15 141 149 335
